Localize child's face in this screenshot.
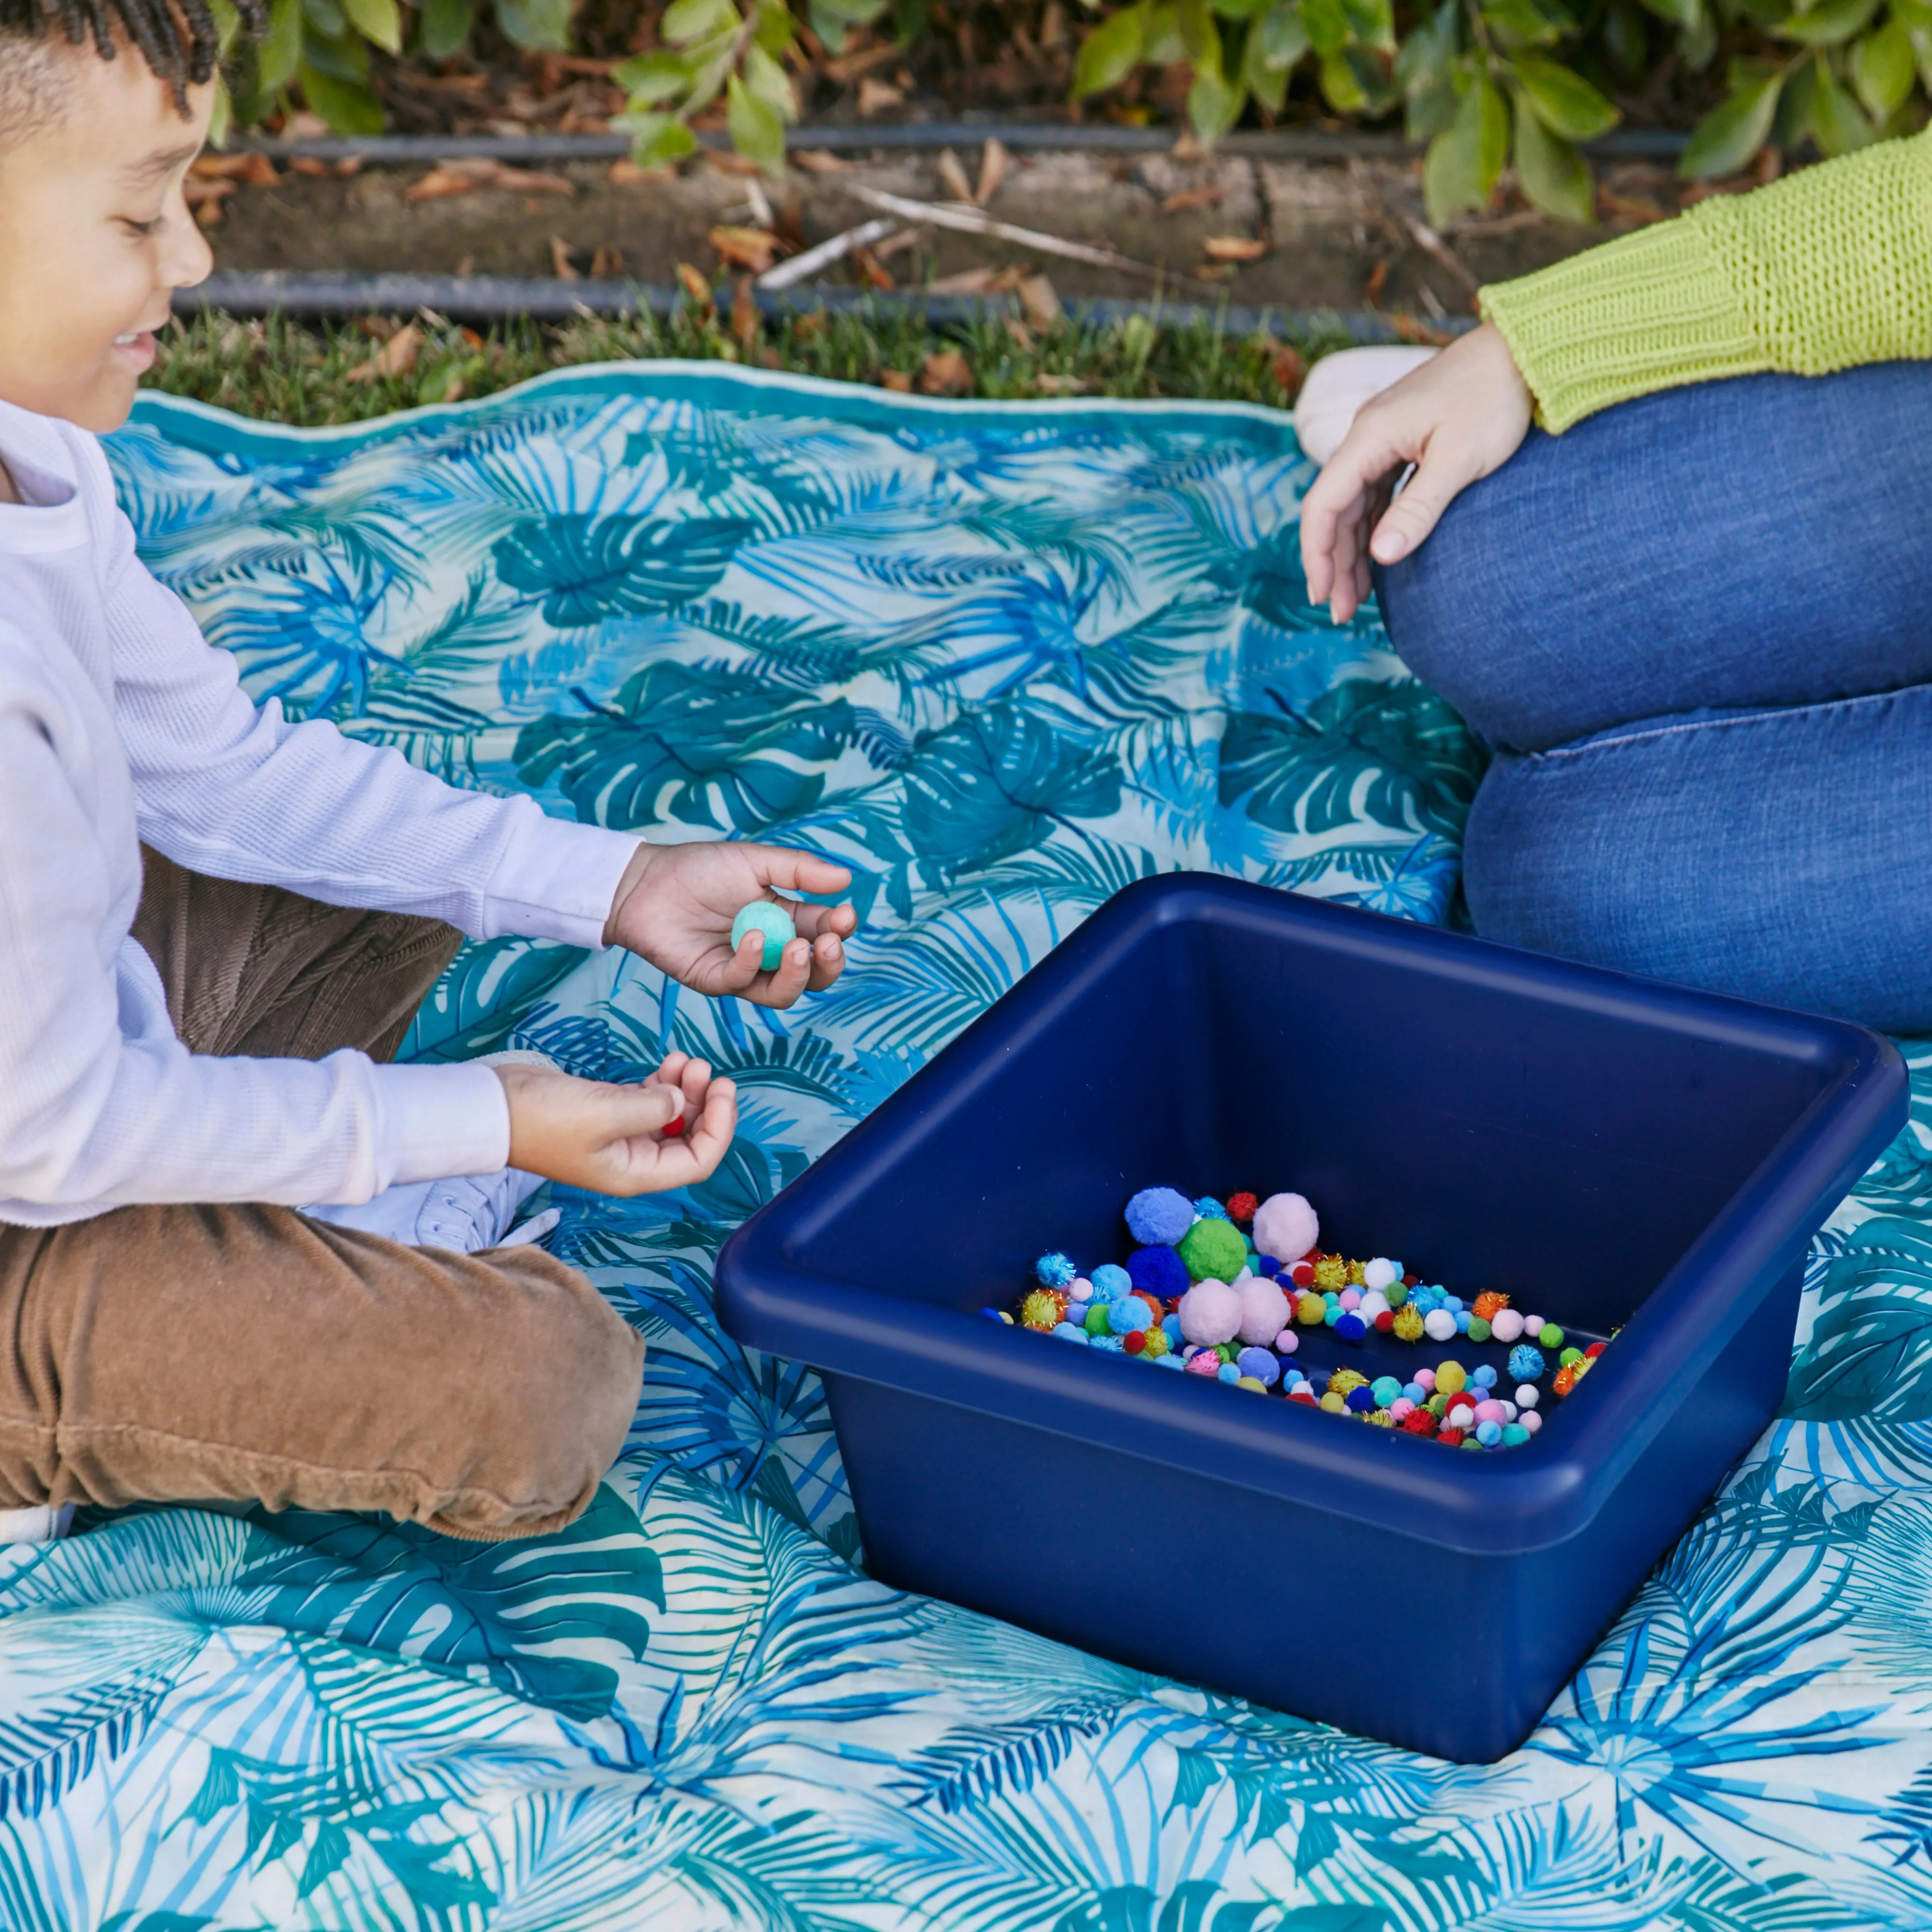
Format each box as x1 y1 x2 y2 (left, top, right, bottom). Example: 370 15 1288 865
0 46 214 433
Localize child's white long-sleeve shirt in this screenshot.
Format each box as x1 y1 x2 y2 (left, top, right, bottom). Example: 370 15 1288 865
0 397 641 1226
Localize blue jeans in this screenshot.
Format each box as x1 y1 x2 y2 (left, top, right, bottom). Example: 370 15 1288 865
1377 361 1932 1031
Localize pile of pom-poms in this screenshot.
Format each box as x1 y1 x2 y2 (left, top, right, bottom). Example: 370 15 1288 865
983 1185 1612 1452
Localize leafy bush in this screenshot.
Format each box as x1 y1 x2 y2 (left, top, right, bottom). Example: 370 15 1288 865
234 0 1930 217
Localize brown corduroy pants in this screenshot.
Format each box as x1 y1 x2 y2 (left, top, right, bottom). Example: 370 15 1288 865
0 849 645 1541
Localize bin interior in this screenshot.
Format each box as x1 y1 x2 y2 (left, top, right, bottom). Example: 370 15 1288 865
782 895 1847 1351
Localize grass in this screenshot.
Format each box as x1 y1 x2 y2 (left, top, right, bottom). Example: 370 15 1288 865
142 298 1374 425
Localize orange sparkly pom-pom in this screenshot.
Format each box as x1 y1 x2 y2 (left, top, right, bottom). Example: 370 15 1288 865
1553 1364 1580 1397
1472 1291 1510 1322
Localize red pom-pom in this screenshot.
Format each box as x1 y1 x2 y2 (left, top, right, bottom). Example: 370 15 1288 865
1402 1272 1418 1287
1288 1388 1317 1406
1585 1341 1605 1358
1165 1296 1185 1315
1373 1310 1395 1333
1436 1427 1466 1447
662 1115 687 1138
1400 1407 1436 1435
1225 1191 1258 1226
1122 1330 1146 1354
1289 1261 1315 1287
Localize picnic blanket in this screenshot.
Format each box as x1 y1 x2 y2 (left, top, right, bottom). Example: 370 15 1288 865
1 362 1925 1929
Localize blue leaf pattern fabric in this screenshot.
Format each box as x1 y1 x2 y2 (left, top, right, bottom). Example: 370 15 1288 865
0 362 1921 1924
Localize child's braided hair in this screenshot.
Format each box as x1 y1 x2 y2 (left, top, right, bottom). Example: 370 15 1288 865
0 0 268 110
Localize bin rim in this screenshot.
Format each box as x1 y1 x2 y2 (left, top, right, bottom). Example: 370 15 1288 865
717 875 1905 1556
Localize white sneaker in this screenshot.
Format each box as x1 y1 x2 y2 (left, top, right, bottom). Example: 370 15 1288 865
0 1504 73 1544
303 1167 550 1253
1294 344 1441 466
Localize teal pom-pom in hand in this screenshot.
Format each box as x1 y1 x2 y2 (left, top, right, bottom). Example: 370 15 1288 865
731 899 797 971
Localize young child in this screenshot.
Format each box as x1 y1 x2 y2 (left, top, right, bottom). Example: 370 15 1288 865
0 9 858 1542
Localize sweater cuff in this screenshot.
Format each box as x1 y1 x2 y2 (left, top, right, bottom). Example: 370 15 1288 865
1479 215 1770 433
482 798 644 951
370 1059 511 1186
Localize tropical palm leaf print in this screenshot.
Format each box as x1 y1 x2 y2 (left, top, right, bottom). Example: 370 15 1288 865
0 364 1913 1926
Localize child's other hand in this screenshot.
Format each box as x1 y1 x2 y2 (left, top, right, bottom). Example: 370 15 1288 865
603 841 858 1009
496 1056 737 1196
1299 323 1534 624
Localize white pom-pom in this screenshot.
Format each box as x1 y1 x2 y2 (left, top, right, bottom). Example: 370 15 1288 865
1178 1277 1243 1346
1490 1308 1524 1344
1357 1291 1390 1322
1515 1384 1540 1410
1363 1257 1397 1292
1520 1313 1544 1338
1423 1308 1458 1342
1499 1401 1517 1422
1520 1409 1542 1434
1251 1192 1318 1264
1237 1275 1291 1347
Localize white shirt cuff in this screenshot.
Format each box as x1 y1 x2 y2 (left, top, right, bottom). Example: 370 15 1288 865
371 1060 511 1187
483 800 643 950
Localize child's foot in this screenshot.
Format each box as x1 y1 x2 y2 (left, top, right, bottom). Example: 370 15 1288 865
0 1504 73 1544
302 1167 551 1254
1294 345 1442 466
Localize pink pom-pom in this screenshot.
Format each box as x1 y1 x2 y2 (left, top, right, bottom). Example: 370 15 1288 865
1390 1398 1414 1420
1178 1277 1243 1347
1185 1347 1223 1376
1521 1409 1543 1434
1338 1288 1361 1312
1276 1329 1299 1357
1251 1192 1318 1265
1237 1275 1291 1347
1474 1400 1507 1425
1413 1368 1437 1392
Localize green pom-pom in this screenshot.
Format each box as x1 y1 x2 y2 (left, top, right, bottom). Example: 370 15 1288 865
1083 1303 1111 1335
1466 1315 1492 1343
1560 1346 1584 1367
1538 1323 1566 1350
1177 1217 1246 1283
1426 1391 1448 1417
1385 1281 1408 1307
731 899 797 971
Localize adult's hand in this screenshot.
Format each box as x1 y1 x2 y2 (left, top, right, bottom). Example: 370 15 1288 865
1299 322 1534 624
603 840 857 1009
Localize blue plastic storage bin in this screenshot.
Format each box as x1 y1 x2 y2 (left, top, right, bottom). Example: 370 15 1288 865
716 875 1905 1761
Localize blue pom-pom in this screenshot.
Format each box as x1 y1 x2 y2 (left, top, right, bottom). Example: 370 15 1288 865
1161 1313 1183 1346
1036 1251 1078 1288
1127 1246 1189 1299
1155 1353 1185 1370
1454 1310 1471 1334
1335 1312 1367 1345
1344 1385 1377 1412
1476 1420 1503 1446
1089 1264 1132 1304
1192 1196 1230 1222
1216 1362 1240 1383
1108 1296 1152 1335
1236 1346 1279 1387
1051 1322 1090 1343
1471 1364 1499 1389
1444 1295 1464 1314
1401 1381 1426 1404
979 1307 1005 1321
1255 1254 1281 1277
1124 1187 1194 1246
1506 1344 1545 1382
1090 1334 1125 1353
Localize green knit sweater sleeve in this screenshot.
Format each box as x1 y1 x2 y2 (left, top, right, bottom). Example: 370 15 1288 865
1477 128 1932 432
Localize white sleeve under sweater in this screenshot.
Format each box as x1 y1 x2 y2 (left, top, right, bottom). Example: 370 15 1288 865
0 398 642 1226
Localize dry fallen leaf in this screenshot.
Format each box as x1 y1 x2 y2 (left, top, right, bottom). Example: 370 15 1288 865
918 348 973 396
878 369 914 391
1160 183 1225 214
731 276 760 350
289 156 332 179
985 263 1032 294
1202 234 1268 261
1035 373 1091 395
194 152 278 187
1364 258 1389 301
851 244 895 290
182 177 236 208
936 148 973 203
704 151 765 178
793 150 854 175
1004 316 1033 349
609 159 666 186
1017 273 1061 327
710 226 778 273
549 235 581 281
408 160 574 202
347 323 423 384
676 262 714 308
825 39 903 81
590 244 625 278
1270 344 1307 396
975 137 1009 206
927 266 996 294
857 77 906 115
